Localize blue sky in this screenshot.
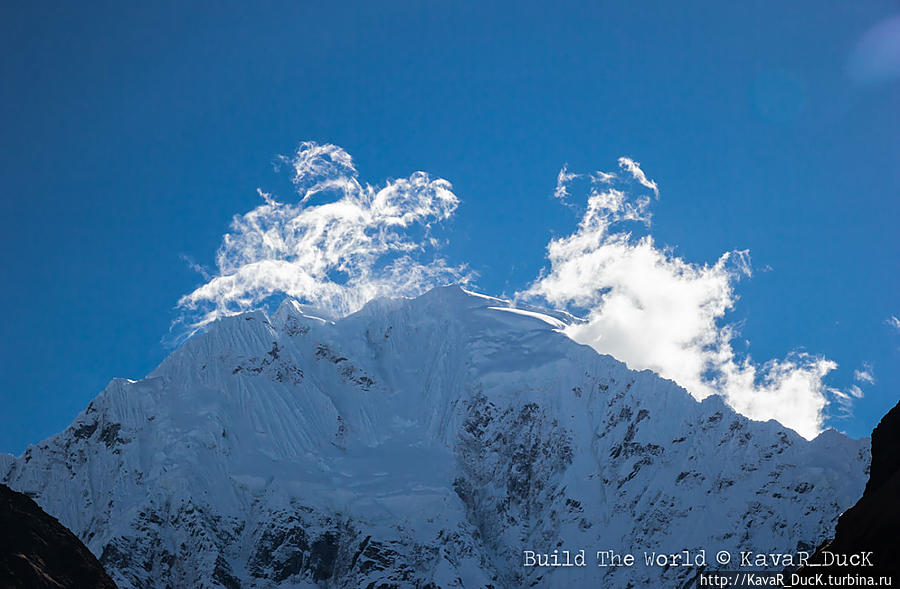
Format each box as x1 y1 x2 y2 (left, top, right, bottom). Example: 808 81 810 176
1 1 897 452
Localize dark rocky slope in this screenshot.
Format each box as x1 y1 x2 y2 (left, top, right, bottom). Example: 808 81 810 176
802 400 900 576
0 483 117 589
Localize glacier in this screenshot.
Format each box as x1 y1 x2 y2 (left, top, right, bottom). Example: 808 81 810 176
1 286 869 587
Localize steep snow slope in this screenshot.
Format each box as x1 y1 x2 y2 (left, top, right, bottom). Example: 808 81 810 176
1 286 869 588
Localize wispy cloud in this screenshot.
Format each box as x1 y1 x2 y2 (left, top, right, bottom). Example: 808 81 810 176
854 362 875 385
618 157 658 198
177 142 469 332
522 160 846 440
554 164 579 202
887 315 900 331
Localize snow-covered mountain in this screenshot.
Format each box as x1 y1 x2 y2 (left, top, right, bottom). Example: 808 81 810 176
1 286 869 588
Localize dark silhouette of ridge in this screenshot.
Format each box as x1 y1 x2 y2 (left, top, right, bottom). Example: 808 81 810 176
798 400 900 578
1 483 117 588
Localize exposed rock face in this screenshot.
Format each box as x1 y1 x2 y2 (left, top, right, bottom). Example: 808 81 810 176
801 401 900 576
0 287 870 587
0 483 117 588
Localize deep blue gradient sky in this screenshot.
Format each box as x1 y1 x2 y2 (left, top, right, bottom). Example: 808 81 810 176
1 1 897 453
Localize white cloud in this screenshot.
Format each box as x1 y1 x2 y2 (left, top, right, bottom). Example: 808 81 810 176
591 170 616 184
888 315 900 331
554 164 579 202
522 160 845 440
178 142 469 331
854 362 875 384
179 253 212 281
618 157 659 198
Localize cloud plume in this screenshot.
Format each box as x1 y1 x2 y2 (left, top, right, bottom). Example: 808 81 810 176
178 142 468 330
178 141 859 439
522 160 846 439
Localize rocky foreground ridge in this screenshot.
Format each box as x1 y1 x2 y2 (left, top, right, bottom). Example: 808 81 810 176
1 482 117 588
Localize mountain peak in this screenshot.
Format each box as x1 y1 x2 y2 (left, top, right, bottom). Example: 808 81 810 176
1 288 869 588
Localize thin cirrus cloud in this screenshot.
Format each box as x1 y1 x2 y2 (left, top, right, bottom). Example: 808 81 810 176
854 362 876 385
521 160 856 440
177 141 469 332
554 164 579 202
